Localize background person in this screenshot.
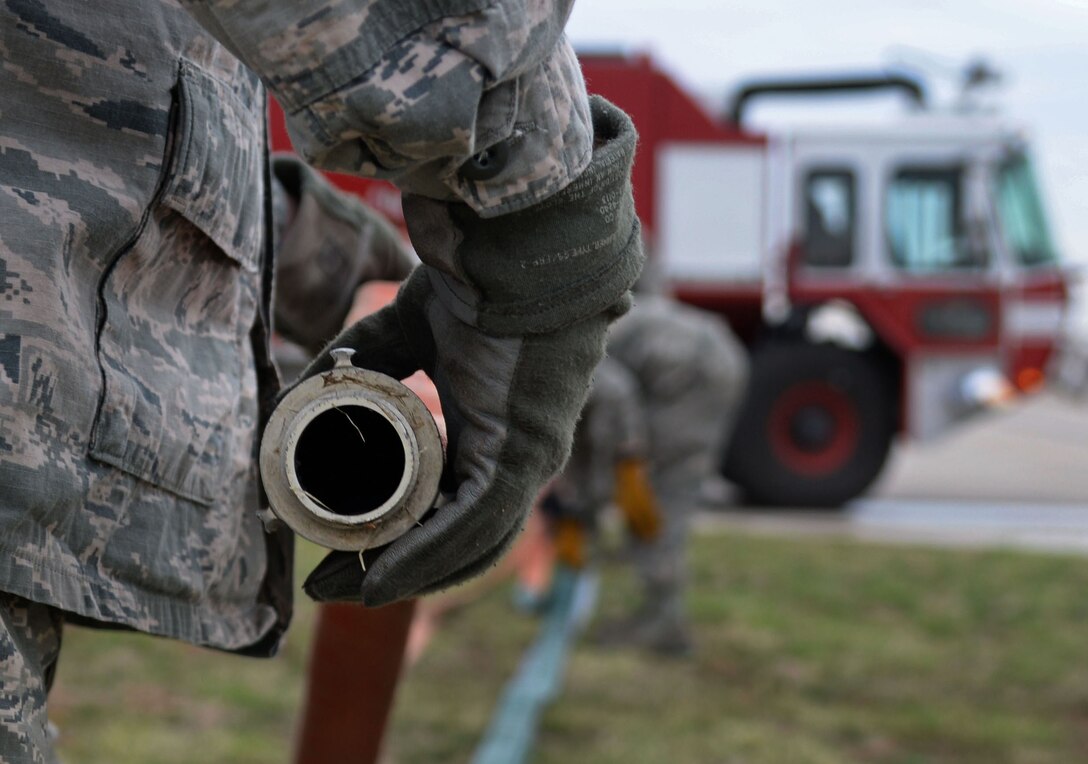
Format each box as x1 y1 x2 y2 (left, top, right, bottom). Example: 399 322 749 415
595 294 749 655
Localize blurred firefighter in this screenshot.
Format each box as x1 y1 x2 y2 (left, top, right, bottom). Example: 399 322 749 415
599 294 748 654
542 355 653 571
546 289 749 655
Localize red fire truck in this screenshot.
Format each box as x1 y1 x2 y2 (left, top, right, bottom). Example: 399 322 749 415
580 52 1069 506
270 53 1070 508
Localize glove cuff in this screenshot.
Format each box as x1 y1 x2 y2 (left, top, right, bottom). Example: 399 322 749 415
404 96 644 336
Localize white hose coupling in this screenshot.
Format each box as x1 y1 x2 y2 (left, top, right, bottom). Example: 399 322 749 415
259 348 443 551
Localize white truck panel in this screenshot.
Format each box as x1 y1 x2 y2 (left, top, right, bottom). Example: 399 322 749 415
657 143 765 282
1004 298 1065 340
908 352 1005 440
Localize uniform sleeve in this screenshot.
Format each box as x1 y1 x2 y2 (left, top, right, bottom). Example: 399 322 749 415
575 357 645 514
179 0 593 218
271 155 417 355
589 356 647 463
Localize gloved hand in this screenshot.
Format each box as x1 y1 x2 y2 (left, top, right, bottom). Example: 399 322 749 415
614 458 662 541
298 96 643 606
553 518 589 570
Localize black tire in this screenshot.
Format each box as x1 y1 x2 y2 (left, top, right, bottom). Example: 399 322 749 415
722 341 895 508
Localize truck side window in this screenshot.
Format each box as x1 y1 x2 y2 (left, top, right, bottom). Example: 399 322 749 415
886 167 985 271
803 170 855 267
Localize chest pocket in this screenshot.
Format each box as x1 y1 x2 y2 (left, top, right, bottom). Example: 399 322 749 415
89 59 264 504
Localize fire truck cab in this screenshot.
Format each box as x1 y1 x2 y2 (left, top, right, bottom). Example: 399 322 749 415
581 53 1069 506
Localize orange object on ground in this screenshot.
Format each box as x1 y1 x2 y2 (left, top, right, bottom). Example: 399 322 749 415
553 518 588 569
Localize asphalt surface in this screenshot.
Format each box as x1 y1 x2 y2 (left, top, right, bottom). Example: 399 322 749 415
700 392 1088 554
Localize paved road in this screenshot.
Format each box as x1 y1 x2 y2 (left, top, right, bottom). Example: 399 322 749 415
701 392 1088 554
875 391 1088 504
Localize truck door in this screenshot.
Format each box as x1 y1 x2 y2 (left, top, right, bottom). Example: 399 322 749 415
863 159 1006 440
990 152 1068 392
722 153 901 507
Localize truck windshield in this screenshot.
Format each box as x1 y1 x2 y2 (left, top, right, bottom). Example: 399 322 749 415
995 155 1059 267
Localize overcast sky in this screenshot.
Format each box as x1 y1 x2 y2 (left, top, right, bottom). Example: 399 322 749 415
567 0 1088 264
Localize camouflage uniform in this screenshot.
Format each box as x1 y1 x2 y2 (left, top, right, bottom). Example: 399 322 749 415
605 295 749 649
269 154 417 382
547 355 645 525
0 1 591 758
0 596 62 764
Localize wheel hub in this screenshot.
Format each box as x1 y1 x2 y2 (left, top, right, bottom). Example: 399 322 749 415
789 405 837 451
767 380 861 477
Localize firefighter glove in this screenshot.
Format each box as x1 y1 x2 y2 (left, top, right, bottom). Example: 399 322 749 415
553 518 589 570
299 97 643 606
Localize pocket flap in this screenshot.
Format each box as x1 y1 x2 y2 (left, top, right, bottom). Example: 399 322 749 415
162 59 263 271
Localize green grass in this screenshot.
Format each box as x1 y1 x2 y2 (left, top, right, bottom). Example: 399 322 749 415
49 534 1088 763
48 541 325 764
390 534 1088 764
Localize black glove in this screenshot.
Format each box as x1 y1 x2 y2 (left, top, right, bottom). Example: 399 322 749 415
301 97 643 606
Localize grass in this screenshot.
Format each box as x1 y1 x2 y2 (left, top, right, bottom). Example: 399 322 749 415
390 533 1088 764
48 533 1088 763
48 542 326 764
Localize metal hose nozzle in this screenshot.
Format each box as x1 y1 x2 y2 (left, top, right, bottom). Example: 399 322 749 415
259 348 443 551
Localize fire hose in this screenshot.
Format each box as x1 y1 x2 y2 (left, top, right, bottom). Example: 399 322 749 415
259 347 444 552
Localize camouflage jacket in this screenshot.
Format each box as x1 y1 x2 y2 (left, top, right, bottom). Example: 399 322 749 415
550 356 646 520
0 0 591 655
608 295 750 489
270 155 416 359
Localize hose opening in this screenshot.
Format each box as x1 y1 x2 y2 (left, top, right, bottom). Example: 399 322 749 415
293 405 408 517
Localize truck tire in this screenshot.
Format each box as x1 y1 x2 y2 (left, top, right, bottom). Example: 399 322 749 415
722 341 895 508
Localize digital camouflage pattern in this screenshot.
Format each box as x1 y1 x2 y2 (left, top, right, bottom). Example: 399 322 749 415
0 0 593 665
608 295 749 593
550 355 646 523
0 0 278 653
0 594 63 764
181 0 593 217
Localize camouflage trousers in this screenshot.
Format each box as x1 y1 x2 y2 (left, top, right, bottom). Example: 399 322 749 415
633 360 745 599
630 486 697 596
0 594 62 764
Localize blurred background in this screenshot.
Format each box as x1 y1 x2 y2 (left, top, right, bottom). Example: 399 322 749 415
48 2 1088 762
570 0 1088 268
571 0 1088 352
